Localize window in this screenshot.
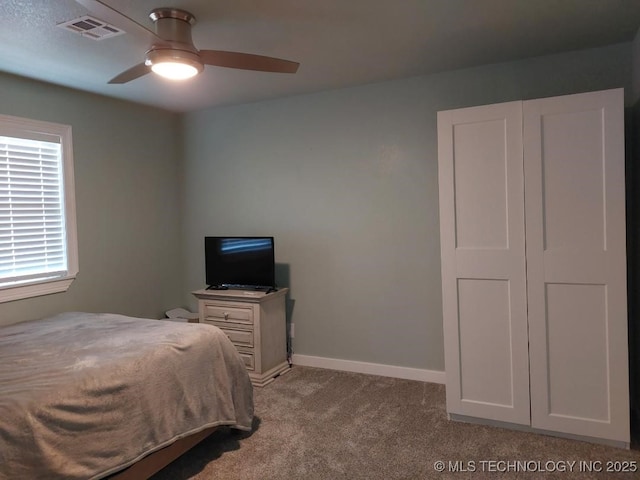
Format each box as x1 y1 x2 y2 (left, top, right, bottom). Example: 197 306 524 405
0 114 78 302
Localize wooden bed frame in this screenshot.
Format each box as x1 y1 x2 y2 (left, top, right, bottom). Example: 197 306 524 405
108 427 218 479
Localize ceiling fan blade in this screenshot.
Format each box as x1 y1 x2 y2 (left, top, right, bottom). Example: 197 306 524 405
108 63 151 84
200 50 299 74
74 0 162 45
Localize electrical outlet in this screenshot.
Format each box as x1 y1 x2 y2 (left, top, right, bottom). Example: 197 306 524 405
290 323 295 338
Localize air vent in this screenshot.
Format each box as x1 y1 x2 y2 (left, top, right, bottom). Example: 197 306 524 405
57 15 125 40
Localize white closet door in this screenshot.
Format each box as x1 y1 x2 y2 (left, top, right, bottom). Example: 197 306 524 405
524 89 629 442
438 102 530 425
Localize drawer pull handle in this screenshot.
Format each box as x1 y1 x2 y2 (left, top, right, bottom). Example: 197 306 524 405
224 312 229 319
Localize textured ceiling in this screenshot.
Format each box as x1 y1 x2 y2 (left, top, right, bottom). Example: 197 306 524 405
1 0 640 112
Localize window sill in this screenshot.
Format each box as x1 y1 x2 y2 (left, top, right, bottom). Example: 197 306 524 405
0 276 77 303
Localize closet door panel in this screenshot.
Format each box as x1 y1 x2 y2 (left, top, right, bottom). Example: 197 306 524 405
540 109 607 250
457 279 513 406
452 119 509 249
544 283 609 420
524 89 629 443
438 102 530 425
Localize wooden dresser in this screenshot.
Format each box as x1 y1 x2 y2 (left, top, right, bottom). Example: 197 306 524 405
192 288 289 387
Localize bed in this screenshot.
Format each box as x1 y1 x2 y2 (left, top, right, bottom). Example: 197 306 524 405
0 312 254 480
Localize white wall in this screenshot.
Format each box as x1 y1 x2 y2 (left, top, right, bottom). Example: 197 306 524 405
182 43 632 373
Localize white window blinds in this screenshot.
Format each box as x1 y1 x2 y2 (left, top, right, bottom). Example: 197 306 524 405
0 135 68 287
0 114 77 303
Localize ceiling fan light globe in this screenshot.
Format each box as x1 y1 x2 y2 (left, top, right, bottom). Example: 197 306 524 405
151 62 199 80
145 49 203 81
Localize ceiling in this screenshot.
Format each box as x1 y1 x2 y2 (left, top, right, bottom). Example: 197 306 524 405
2 0 640 113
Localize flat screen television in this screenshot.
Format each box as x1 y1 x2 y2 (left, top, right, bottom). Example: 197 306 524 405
205 236 276 291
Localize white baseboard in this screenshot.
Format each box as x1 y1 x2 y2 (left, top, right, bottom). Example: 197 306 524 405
291 354 446 384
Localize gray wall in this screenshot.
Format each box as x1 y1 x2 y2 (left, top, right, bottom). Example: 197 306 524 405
0 41 632 371
182 43 633 372
0 73 184 326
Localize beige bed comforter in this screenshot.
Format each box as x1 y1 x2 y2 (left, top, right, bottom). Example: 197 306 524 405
0 312 254 480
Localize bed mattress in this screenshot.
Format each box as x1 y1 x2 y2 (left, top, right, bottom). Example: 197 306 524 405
0 312 253 480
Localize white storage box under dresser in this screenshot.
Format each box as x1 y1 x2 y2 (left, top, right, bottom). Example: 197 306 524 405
192 288 289 387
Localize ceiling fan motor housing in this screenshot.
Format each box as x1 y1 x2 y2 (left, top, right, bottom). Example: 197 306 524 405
149 8 198 50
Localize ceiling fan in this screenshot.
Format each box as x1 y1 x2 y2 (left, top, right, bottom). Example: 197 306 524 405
75 0 300 84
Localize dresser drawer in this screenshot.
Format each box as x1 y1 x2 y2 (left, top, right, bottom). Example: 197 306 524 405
237 350 255 371
215 325 254 348
203 303 253 325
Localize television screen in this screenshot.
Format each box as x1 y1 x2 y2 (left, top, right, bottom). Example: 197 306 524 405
205 236 275 290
